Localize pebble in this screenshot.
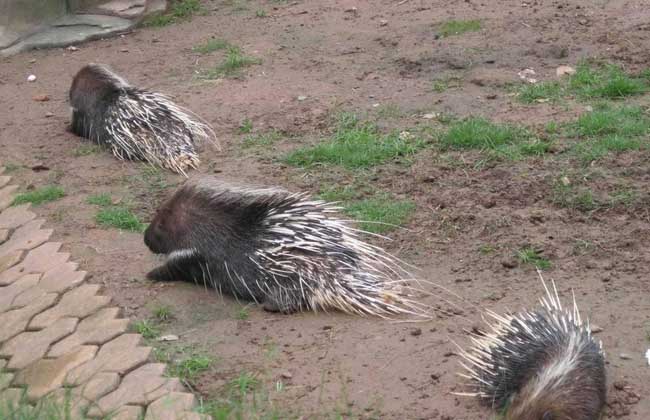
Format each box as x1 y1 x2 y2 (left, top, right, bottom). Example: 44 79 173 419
27 75 37 82
590 324 603 333
422 113 438 119
280 371 292 379
67 46 79 51
33 94 50 102
379 19 388 26
619 353 632 360
556 65 576 77
297 95 307 101
157 334 179 342
410 328 422 337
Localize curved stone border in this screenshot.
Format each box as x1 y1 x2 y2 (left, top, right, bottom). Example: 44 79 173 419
0 166 209 420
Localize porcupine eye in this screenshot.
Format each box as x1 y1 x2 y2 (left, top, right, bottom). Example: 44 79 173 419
144 209 173 254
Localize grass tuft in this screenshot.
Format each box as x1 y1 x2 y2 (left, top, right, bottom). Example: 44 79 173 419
12 186 64 206
153 305 173 322
72 143 102 157
133 319 160 339
144 0 204 26
86 193 113 207
346 197 415 234
168 353 213 380
193 38 231 54
440 117 549 159
285 114 424 169
242 130 282 148
437 19 481 37
202 46 261 79
96 206 146 232
516 247 551 270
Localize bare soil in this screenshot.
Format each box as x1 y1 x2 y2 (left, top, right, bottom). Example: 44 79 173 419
1 0 649 418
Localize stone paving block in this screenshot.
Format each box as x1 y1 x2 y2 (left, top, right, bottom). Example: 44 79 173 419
0 176 10 188
0 250 23 275
80 372 120 402
1 317 79 369
109 405 145 420
30 284 111 329
66 334 152 385
39 262 87 294
0 293 57 342
0 204 35 229
0 229 7 243
0 219 52 260
0 185 19 211
13 346 97 401
89 363 180 417
0 372 13 392
0 273 41 312
49 308 129 357
145 392 197 420
0 242 69 286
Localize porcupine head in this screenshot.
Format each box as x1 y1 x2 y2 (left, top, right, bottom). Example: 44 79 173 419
143 178 268 302
69 64 128 140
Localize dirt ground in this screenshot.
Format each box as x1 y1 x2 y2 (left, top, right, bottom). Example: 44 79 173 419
1 0 650 418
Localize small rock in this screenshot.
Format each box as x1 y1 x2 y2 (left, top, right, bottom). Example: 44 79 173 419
27 75 37 82
120 48 129 53
560 176 571 186
322 325 332 330
422 113 438 119
379 19 388 26
613 380 628 390
619 353 632 360
33 94 50 102
518 68 537 84
501 259 517 269
344 7 357 13
157 335 179 342
45 112 54 118
372 103 380 108
67 46 79 52
410 328 422 337
486 94 497 100
399 131 415 141
590 324 603 333
645 349 650 366
585 105 593 112
556 65 576 77
280 371 292 379
297 95 307 101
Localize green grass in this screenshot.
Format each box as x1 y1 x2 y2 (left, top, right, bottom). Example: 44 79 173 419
193 38 231 54
72 143 102 157
2 162 21 173
12 186 65 206
478 244 496 254
0 392 76 420
133 319 160 339
566 105 650 164
238 118 253 134
285 114 425 169
168 354 213 380
153 305 173 322
202 46 261 78
96 206 146 232
431 75 462 93
242 130 282 148
516 247 551 270
551 181 601 212
144 0 204 26
518 62 649 103
235 307 250 320
440 117 550 159
345 196 415 234
437 19 481 37
255 9 267 17
86 193 113 207
518 81 563 103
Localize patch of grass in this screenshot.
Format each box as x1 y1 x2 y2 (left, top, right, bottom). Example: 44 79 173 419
96 206 146 232
0 391 77 420
202 46 261 78
238 118 253 134
345 196 416 234
242 130 282 148
168 354 213 380
133 319 160 339
516 247 551 270
235 307 250 320
153 305 173 322
566 105 650 164
375 103 403 119
431 75 462 93
570 62 648 99
478 244 496 254
318 185 360 203
255 9 267 17
551 181 601 212
609 188 638 207
518 81 563 103
12 186 64 206
437 19 481 37
2 162 21 173
285 114 425 169
72 143 102 157
440 117 549 159
86 193 113 207
144 0 204 26
193 38 231 54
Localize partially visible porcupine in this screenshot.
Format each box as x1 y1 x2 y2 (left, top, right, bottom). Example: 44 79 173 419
69 63 217 175
456 276 606 420
143 177 428 318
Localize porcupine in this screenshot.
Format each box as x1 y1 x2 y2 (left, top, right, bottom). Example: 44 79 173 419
68 63 216 175
456 275 606 420
143 177 428 318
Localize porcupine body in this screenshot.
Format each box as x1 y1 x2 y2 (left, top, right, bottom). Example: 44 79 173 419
69 63 216 174
457 279 606 420
143 177 426 317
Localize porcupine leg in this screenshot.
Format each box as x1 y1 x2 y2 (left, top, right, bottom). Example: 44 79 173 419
147 250 205 283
